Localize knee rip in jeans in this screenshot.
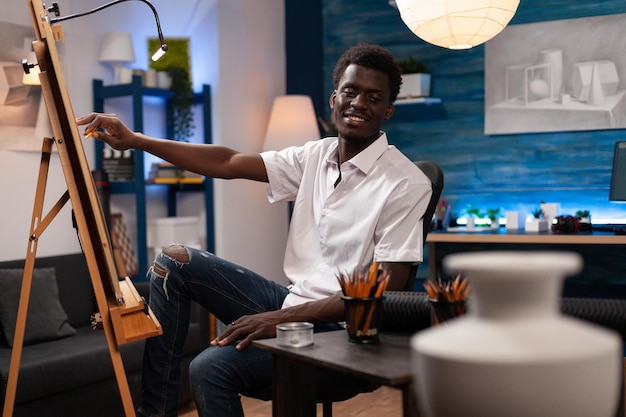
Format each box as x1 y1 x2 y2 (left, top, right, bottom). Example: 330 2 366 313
152 245 191 299
153 244 191 275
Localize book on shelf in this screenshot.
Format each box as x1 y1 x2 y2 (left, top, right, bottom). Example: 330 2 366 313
151 177 204 184
148 162 204 184
102 148 135 181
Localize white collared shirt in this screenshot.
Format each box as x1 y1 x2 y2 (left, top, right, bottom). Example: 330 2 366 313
261 133 432 308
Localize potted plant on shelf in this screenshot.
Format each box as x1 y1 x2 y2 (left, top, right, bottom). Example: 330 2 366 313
147 38 195 143
575 210 592 231
575 210 591 222
464 205 483 229
166 65 195 143
526 207 549 232
397 56 431 99
487 208 501 229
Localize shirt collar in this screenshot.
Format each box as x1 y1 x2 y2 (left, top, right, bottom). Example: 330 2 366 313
347 132 389 174
325 132 389 174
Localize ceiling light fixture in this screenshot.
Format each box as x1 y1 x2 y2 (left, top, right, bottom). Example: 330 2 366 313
392 0 520 50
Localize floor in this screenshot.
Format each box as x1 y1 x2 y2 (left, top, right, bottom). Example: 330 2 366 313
179 386 402 417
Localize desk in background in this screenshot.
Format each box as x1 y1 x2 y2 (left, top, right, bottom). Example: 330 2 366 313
426 229 626 297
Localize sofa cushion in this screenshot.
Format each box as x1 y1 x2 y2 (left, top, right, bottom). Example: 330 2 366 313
0 325 144 404
0 267 76 347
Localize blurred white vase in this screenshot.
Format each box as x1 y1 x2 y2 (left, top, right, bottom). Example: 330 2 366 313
411 251 621 417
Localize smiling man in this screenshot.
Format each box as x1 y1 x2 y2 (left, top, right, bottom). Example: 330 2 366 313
77 43 433 417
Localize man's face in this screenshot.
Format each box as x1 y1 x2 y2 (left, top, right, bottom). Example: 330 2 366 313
330 64 394 144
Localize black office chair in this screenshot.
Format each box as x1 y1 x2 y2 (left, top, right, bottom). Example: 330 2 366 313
242 161 444 417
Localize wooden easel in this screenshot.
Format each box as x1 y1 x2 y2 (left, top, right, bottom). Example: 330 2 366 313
2 1 162 416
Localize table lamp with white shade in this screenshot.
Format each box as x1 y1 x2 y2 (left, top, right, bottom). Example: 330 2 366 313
99 31 135 84
263 95 320 151
263 95 320 222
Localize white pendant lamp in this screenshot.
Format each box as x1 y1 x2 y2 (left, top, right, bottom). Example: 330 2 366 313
394 0 520 50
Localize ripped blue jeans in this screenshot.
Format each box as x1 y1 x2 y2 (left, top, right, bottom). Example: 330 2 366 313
138 245 290 417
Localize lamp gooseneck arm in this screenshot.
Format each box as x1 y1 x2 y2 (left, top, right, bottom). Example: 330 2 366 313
49 0 168 60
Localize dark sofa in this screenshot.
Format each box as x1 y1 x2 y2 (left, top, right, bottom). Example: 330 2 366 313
0 252 210 417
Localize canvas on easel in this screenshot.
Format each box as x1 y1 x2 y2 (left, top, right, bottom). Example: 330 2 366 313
2 2 162 417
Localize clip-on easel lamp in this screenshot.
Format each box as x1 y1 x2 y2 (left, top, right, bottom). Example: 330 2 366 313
22 0 169 84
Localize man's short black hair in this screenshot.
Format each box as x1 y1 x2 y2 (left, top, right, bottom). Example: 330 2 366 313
332 43 402 103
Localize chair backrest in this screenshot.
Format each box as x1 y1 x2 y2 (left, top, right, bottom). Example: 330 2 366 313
404 161 444 291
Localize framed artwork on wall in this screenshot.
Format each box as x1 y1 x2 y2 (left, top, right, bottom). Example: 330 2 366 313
0 21 53 151
484 13 626 135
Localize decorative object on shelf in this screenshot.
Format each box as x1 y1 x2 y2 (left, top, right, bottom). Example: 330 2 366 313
156 71 172 89
464 204 483 228
551 214 580 234
148 37 194 142
397 56 431 99
531 207 543 218
434 198 449 230
504 210 525 230
575 209 591 220
148 161 203 184
147 216 200 254
540 201 560 225
486 207 501 228
165 65 194 141
101 145 134 181
576 210 592 231
99 32 135 84
144 68 157 87
526 207 548 232
263 95 320 151
423 274 469 325
412 251 622 417
392 0 520 50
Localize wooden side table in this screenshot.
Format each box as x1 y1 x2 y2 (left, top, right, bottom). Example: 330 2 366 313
253 330 418 417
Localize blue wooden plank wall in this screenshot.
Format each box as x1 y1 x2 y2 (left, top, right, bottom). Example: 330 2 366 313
321 0 626 223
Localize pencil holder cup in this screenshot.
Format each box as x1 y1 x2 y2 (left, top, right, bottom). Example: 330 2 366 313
341 296 384 343
429 299 466 325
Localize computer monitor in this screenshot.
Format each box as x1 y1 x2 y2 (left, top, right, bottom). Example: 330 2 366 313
610 141 626 201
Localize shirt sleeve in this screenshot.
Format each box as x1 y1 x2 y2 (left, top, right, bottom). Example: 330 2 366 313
374 177 433 264
261 147 304 203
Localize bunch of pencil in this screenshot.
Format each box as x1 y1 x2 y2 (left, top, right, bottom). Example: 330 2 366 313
424 274 470 324
424 274 470 302
337 262 389 339
337 261 390 298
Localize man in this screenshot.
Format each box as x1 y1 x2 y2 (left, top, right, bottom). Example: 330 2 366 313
77 43 432 417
